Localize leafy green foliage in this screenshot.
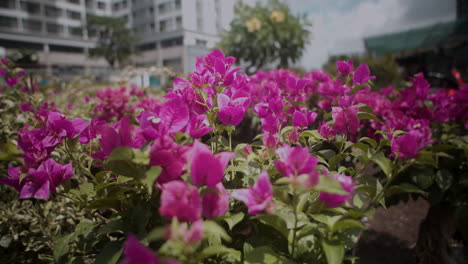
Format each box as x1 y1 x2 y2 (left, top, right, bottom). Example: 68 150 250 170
217 0 310 73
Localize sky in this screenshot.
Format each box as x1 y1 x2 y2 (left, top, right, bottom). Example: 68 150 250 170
265 0 457 70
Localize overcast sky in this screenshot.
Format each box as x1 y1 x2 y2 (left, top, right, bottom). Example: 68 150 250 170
258 0 457 70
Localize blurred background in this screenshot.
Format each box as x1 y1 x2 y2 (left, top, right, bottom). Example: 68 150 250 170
0 0 467 88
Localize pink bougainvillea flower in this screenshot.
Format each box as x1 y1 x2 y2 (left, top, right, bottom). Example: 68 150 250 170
331 105 360 135
190 140 234 188
292 109 317 129
121 234 160 264
274 146 319 187
160 97 189 133
150 136 189 184
41 111 88 148
231 171 274 215
18 158 73 200
353 63 375 85
202 183 229 219
0 167 22 192
318 121 336 141
217 92 250 126
187 114 213 139
391 129 431 159
93 116 134 160
336 60 354 76
319 174 354 208
6 76 18 87
159 181 201 222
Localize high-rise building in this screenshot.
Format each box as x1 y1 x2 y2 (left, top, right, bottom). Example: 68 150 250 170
0 0 235 73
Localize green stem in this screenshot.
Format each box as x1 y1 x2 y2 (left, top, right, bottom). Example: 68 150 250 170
291 191 298 258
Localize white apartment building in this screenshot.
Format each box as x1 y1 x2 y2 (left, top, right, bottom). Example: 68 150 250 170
0 0 235 74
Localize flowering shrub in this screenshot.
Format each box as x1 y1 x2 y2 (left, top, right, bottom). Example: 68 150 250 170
0 52 467 264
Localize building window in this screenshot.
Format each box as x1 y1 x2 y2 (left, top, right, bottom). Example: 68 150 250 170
20 1 41 15
196 39 207 47
176 16 182 30
138 42 156 51
175 0 181 10
0 16 18 29
150 22 155 32
67 0 80 5
67 10 81 20
45 6 62 17
158 2 170 14
0 0 16 9
69 26 83 37
122 0 128 9
161 37 183 48
97 1 106 10
196 0 203 32
85 0 93 8
22 19 42 32
159 20 167 32
163 57 182 72
113 2 120 12
46 23 64 35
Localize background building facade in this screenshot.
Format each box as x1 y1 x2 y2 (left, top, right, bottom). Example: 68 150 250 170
0 0 235 74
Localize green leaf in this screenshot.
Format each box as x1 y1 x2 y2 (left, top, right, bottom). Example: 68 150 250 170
254 214 289 239
385 183 425 196
411 167 435 189
332 219 365 233
94 241 122 264
197 245 241 262
322 240 344 264
204 221 231 242
357 103 373 113
359 137 377 149
312 175 347 195
222 212 245 230
53 234 73 263
141 166 161 195
328 153 347 171
357 112 382 123
371 152 392 179
436 169 453 192
244 246 296 264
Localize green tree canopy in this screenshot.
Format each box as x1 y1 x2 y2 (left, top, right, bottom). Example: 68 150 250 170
87 15 136 68
217 0 310 74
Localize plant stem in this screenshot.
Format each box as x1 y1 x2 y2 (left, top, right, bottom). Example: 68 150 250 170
291 191 298 258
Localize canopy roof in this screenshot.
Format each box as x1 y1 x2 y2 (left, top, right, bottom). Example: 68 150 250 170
364 18 468 57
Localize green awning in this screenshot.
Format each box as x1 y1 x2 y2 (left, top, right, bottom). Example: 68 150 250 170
364 18 468 57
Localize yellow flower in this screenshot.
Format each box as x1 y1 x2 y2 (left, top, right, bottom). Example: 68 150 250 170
246 17 262 32
270 10 285 23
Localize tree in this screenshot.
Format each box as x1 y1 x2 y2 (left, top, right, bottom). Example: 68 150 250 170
217 0 310 74
87 15 136 68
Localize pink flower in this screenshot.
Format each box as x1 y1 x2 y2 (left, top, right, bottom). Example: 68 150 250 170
93 116 134 160
190 141 234 188
5 159 73 200
202 183 229 219
353 63 375 85
121 234 160 264
274 146 319 187
336 60 354 76
292 109 317 129
231 171 274 215
391 129 431 159
318 121 336 140
150 136 189 184
6 77 18 87
159 181 201 222
319 174 354 208
217 93 250 126
187 114 213 139
331 105 360 135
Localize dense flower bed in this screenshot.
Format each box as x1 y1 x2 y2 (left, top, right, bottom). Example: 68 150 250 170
0 51 467 263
